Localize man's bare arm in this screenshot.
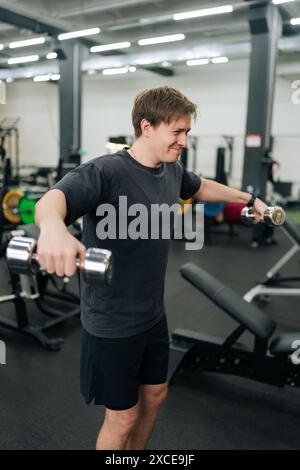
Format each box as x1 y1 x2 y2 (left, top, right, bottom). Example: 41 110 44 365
35 189 67 230
194 177 268 220
34 189 86 277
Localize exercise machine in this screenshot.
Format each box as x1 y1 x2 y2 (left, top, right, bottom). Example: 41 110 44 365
244 217 300 302
0 118 20 185
168 262 300 388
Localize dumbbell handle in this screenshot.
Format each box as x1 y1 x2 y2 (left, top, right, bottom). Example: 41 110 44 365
31 252 84 271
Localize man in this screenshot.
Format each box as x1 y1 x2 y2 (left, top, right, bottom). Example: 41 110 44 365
35 86 267 450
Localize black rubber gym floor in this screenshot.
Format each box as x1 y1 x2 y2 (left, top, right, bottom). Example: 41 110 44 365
0 223 299 449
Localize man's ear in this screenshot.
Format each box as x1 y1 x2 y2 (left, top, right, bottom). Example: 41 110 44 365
140 118 152 137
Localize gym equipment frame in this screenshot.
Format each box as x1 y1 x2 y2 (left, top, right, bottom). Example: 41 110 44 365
0 224 81 350
244 218 300 302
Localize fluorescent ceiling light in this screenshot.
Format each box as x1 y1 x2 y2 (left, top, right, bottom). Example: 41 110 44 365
33 75 50 82
138 33 185 46
9 37 45 48
0 44 4 51
46 52 57 59
8 55 39 64
33 74 60 82
58 27 100 41
212 56 229 64
187 58 210 66
174 5 233 21
273 0 295 5
136 58 159 65
102 67 128 75
90 41 131 52
291 17 300 25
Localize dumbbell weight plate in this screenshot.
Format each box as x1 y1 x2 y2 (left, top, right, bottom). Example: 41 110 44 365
264 207 286 226
241 207 256 223
6 236 39 274
83 248 113 286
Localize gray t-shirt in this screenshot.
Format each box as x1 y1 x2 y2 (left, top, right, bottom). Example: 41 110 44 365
52 149 201 338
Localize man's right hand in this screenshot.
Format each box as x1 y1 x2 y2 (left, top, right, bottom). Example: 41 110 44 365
37 225 86 278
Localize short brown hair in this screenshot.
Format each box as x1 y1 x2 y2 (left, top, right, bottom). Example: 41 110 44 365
132 86 197 138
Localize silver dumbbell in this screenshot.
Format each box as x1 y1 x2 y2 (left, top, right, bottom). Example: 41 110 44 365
6 236 113 286
241 206 286 226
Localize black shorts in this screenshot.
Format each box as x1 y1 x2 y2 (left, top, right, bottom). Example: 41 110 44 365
80 316 170 410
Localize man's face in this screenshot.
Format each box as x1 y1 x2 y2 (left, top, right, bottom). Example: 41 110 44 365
147 115 191 163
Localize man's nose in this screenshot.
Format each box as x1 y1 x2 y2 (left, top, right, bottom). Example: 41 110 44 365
178 134 188 147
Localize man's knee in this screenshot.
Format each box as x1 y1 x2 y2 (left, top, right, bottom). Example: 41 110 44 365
140 383 168 409
104 405 140 435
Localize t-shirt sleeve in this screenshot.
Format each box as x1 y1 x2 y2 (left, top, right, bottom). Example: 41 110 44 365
180 164 202 200
51 161 103 226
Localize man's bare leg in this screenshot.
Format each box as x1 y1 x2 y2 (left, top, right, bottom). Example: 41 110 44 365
125 383 168 450
96 403 140 450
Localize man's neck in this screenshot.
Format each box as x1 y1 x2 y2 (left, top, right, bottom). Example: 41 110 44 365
128 142 161 168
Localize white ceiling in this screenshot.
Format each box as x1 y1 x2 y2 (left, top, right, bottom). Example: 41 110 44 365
0 0 300 80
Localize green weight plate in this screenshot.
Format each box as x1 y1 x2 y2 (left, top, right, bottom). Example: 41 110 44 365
18 196 37 224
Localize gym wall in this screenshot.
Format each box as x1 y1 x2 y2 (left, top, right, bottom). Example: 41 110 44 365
3 58 300 192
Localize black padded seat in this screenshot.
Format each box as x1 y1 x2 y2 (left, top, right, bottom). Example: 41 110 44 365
283 218 300 246
180 262 276 340
270 332 300 355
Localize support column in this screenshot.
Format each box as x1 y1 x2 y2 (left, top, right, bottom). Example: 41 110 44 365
242 3 282 199
58 40 83 166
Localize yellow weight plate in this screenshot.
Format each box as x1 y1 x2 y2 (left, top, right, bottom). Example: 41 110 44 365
2 188 24 224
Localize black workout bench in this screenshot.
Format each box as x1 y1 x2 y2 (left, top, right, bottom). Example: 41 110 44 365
168 262 300 388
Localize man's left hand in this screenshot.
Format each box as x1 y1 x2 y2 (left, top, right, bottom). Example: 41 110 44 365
252 198 268 222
